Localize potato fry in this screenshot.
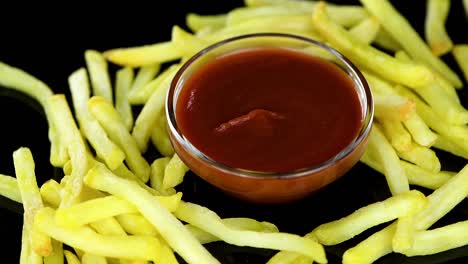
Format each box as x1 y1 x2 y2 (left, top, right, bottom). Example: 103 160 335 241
40 180 62 208
88 96 150 182
311 190 427 245
402 111 438 147
397 142 441 173
186 13 227 32
116 213 158 237
366 125 409 195
14 147 52 257
103 41 183 67
111 162 165 196
163 154 189 190
48 95 90 207
64 250 81 264
44 239 64 264
84 163 220 264
35 207 160 261
175 202 326 263
131 64 160 93
151 111 175 157
0 174 21 203
20 220 42 264
69 68 125 170
374 94 415 121
379 119 412 151
312 2 433 89
452 44 468 82
425 0 453 56
373 28 402 52
393 214 416 253
85 50 113 103
359 0 462 88
82 253 106 264
128 64 179 105
150 157 171 193
132 65 180 152
348 16 380 45
115 67 134 130
266 251 302 264
433 134 468 160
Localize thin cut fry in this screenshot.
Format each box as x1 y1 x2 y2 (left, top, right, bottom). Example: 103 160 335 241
40 180 62 208
348 16 380 45
175 202 327 263
88 96 150 182
14 147 52 257
397 142 441 173
393 214 417 253
85 50 113 103
402 111 438 147
163 154 189 190
44 239 64 264
116 213 159 236
452 44 468 82
311 190 427 245
359 0 462 88
379 119 412 152
89 217 126 236
433 134 468 160
374 94 415 121
425 0 453 56
115 67 134 130
151 111 175 157
83 163 220 264
82 253 107 264
0 174 21 203
187 13 227 32
64 250 81 264
131 64 161 95
312 2 434 89
373 28 401 52
150 157 171 193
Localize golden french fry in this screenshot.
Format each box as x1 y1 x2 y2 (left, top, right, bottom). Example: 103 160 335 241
312 190 427 245
359 0 462 88
116 213 158 237
35 207 160 260
64 250 80 264
374 94 415 121
89 217 126 236
151 111 175 157
150 157 171 193
14 147 52 257
348 16 380 45
312 2 433 89
85 50 113 103
379 119 412 151
83 163 220 264
163 154 189 190
131 64 161 93
402 112 438 147
424 0 453 56
433 134 468 160
452 44 468 82
111 162 164 196
44 239 64 264
20 222 42 264
132 65 181 152
187 13 227 32
0 174 21 203
175 202 327 263
69 68 125 170
40 180 62 208
115 67 134 130
397 142 441 173
103 41 183 67
88 96 150 182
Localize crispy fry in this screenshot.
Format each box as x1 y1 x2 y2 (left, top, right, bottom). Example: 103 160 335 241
402 111 438 147
163 154 189 190
359 0 462 87
103 41 183 67
14 147 52 257
175 202 326 263
85 50 113 103
116 213 158 237
425 0 453 56
397 142 441 173
69 68 125 170
115 67 134 130
374 94 415 121
88 96 150 182
393 214 416 253
40 180 62 208
0 174 21 203
35 207 160 260
348 16 380 45
84 163 220 264
312 2 433 89
311 190 427 245
379 119 412 151
452 44 468 82
151 111 175 157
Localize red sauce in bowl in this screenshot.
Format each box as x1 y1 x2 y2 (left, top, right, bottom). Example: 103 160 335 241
176 47 363 172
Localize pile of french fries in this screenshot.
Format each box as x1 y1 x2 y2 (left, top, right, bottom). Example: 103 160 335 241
1 0 468 263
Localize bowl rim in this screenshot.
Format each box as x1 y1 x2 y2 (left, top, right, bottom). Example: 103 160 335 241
166 32 374 180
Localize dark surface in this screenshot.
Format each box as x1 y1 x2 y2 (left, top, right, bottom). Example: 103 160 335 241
0 0 467 263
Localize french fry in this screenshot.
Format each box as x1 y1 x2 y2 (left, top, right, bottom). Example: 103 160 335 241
14 147 52 257
89 217 126 236
452 44 468 82
266 251 302 264
55 193 181 228
48 95 90 207
131 64 161 94
88 96 150 182
69 68 125 170
64 250 81 264
424 0 453 56
397 142 441 173
373 28 401 52
312 2 433 89
374 94 415 121
359 0 462 88
40 180 62 208
103 41 183 67
34 207 161 261
379 119 412 151
186 13 227 32
163 154 189 190
115 67 134 130
82 253 107 264
311 190 427 245
111 162 165 196
131 65 180 152
393 214 417 253
116 213 159 237
128 64 179 105
348 16 380 45
366 125 409 195
20 219 42 264
83 163 220 264
402 112 438 147
433 134 468 160
85 50 113 103
151 111 175 157
150 157 171 193
44 239 64 264
0 174 21 203
174 202 326 263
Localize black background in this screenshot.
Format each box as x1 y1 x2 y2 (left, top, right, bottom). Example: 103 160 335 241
0 0 468 263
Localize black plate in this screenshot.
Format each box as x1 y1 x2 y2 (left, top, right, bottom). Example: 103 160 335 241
1 0 468 263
